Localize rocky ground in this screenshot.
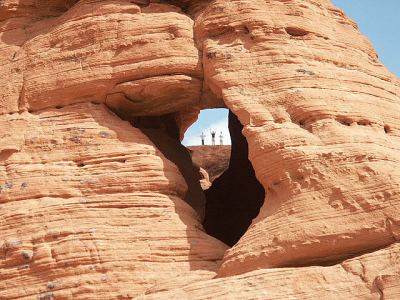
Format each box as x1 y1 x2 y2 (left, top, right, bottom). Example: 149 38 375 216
188 145 231 183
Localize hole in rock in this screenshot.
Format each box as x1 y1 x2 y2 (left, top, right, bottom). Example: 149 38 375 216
285 26 309 37
384 125 391 134
186 110 265 247
183 108 232 185
109 106 264 247
357 120 371 126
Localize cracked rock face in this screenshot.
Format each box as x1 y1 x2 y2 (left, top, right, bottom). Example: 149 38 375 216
1 0 400 299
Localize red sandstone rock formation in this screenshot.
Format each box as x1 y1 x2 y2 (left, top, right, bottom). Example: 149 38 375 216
1 0 399 299
188 145 230 183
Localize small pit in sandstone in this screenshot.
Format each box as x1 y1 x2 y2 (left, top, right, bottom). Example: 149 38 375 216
285 26 309 37
384 125 391 134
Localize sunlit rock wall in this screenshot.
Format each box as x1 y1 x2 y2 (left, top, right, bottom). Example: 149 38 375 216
1 0 399 299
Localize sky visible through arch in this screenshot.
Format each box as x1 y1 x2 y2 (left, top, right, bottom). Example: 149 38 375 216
182 0 400 146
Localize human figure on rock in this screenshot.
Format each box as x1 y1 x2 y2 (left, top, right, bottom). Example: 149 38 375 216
219 131 223 145
203 112 265 246
211 130 216 146
200 132 206 145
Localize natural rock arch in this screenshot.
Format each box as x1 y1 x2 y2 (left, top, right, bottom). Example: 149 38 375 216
0 0 399 299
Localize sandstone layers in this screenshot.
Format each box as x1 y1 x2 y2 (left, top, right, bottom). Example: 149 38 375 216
1 0 399 299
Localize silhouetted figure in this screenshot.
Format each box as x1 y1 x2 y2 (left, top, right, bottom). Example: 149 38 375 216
200 132 206 145
211 130 216 146
219 131 224 145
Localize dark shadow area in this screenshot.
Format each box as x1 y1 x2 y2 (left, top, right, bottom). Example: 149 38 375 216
108 104 264 248
203 111 265 246
127 114 206 221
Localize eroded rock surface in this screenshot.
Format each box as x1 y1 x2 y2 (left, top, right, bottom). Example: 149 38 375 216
139 243 400 299
188 145 230 183
1 0 399 299
195 0 400 277
0 103 227 299
0 0 203 114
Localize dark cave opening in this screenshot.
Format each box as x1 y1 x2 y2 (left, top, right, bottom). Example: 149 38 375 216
202 111 265 246
111 107 265 247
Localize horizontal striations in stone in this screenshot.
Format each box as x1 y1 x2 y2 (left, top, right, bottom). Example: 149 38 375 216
138 243 400 299
106 75 202 117
0 0 202 115
0 0 78 21
0 103 227 299
194 0 400 276
1 0 400 297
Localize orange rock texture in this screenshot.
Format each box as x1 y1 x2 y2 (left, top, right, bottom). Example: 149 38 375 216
188 145 230 182
1 0 399 299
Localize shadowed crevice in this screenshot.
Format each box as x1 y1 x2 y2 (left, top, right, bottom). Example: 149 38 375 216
109 105 265 247
203 111 265 246
132 114 206 221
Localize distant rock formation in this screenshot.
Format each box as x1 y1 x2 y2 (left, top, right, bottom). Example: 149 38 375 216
188 145 231 183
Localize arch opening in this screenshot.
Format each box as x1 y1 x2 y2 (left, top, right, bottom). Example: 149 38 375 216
184 108 231 189
201 111 265 246
110 105 265 247
184 109 265 247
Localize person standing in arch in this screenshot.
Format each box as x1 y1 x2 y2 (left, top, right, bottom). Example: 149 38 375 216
210 130 216 146
200 132 206 145
219 131 224 145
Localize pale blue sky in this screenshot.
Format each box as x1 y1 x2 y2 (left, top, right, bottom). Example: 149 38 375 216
183 1 400 146
332 0 400 75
